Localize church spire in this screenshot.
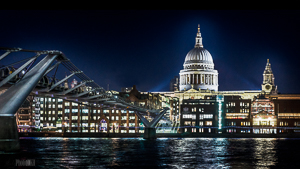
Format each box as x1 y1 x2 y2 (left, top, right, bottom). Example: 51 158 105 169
195 24 203 48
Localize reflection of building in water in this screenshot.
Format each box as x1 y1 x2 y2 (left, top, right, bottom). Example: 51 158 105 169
253 138 277 166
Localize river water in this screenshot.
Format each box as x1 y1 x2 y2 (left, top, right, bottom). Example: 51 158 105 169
1 137 300 168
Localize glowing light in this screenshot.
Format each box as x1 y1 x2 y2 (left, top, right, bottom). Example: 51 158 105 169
217 95 224 131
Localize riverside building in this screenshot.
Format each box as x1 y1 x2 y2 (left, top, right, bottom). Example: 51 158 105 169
14 24 300 135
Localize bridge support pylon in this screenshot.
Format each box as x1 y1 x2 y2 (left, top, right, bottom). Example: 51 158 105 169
143 127 157 140
0 116 20 151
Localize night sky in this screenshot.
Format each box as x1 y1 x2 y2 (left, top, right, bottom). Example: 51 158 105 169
1 10 300 93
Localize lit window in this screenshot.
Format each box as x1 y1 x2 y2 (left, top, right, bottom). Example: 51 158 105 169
72 116 78 120
183 114 196 120
203 114 213 119
184 121 191 126
199 114 203 120
205 121 212 126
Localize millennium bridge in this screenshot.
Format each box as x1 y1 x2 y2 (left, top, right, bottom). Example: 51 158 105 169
0 47 169 151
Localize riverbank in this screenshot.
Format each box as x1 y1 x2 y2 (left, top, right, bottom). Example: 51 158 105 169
18 132 300 138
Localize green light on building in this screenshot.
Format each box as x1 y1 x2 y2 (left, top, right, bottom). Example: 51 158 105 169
217 95 224 132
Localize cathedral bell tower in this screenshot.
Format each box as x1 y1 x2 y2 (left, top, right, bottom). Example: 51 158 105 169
262 59 277 94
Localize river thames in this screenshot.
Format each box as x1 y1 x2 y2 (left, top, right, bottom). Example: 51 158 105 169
1 137 300 168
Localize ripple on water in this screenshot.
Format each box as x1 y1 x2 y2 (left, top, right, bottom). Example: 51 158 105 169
2 137 300 168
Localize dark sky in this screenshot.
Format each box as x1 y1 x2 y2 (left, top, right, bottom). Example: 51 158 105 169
1 10 300 93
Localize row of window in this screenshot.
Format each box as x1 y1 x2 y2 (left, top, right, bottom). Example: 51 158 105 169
226 129 251 133
183 121 212 126
40 110 63 114
34 97 63 103
106 116 135 120
226 102 250 108
182 114 213 120
226 108 250 113
184 102 214 105
33 104 63 108
227 122 251 126
40 115 136 121
184 128 212 133
42 122 137 128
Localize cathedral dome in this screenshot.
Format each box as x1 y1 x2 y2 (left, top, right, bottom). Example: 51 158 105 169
179 24 218 92
184 47 213 64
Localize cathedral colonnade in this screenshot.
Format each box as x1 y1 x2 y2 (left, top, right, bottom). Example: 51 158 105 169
179 72 218 91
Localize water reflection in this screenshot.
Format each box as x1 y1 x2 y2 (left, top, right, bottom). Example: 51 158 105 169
253 138 277 168
2 137 300 168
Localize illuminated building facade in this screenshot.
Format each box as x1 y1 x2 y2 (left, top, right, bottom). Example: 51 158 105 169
12 24 300 136
16 97 34 132
180 96 219 133
16 85 179 134
173 25 300 135
30 95 142 134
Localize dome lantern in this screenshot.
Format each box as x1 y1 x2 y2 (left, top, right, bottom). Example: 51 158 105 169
195 24 203 48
